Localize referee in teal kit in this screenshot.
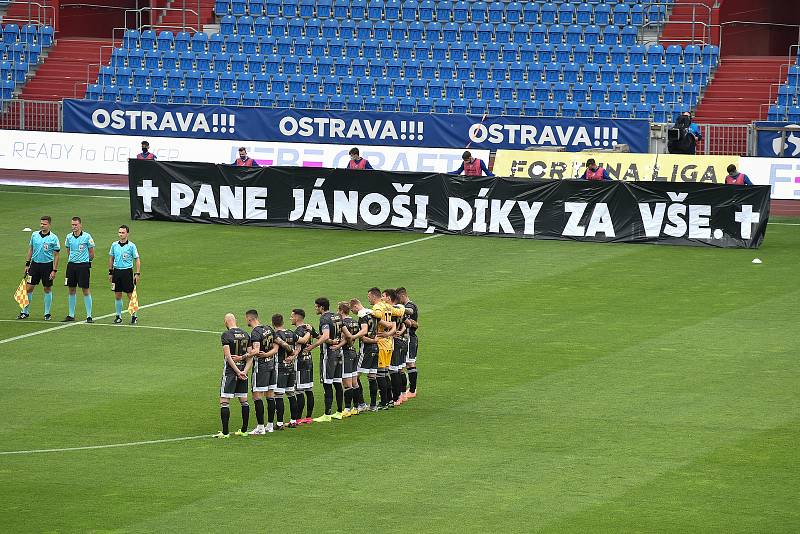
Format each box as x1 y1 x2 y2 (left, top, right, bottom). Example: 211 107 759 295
18 215 60 320
62 216 95 323
108 224 141 324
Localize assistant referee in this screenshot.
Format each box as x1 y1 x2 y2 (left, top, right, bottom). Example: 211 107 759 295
18 215 60 320
108 224 141 324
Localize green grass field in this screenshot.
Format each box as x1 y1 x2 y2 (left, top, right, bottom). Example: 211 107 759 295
0 184 798 533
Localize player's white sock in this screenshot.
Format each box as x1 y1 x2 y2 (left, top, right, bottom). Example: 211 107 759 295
290 419 296 424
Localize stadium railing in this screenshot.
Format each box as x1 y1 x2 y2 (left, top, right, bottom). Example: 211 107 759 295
0 98 61 131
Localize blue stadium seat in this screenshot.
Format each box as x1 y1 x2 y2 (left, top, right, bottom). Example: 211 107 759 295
603 25 619 46
276 93 292 107
173 87 189 104
619 65 635 84
626 83 643 104
563 63 579 84
321 75 337 95
633 103 650 119
471 1 488 24
294 94 311 109
556 44 571 63
542 102 559 117
702 45 719 67
453 1 469 23
179 71 198 90
166 69 181 89
201 72 216 90
637 65 654 84
419 0 434 22
548 23 564 45
123 29 140 49
630 44 646 65
608 83 624 104
329 95 345 110
329 38 345 57
577 102 594 118
237 15 254 36
655 65 671 84
333 0 348 18
488 99 504 115
594 3 610 26
631 4 645 26
645 84 662 104
270 17 287 38
507 1 522 24
572 81 588 102
576 2 592 25
558 3 573 25
665 44 683 65
450 42 466 61
189 89 205 104
219 72 235 91
673 64 688 84
445 80 461 100
154 87 170 103
584 24 600 46
393 78 409 97
562 101 579 118
340 75 357 96
582 63 599 84
647 44 665 65
590 82 607 104
540 2 556 25
399 96 416 112
140 30 156 50
488 2 503 24
524 3 539 24
434 98 451 113
380 96 398 112
616 102 633 118
552 81 569 102
136 86 154 103
311 94 328 110
428 79 443 98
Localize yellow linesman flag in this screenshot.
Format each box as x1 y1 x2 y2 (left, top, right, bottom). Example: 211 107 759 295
128 286 140 314
13 278 29 309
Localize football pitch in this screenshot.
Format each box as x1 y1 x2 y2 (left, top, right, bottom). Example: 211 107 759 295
0 184 798 533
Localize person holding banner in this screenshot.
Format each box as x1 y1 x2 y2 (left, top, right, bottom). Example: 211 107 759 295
580 158 611 181
109 225 141 324
347 147 373 170
449 151 494 177
232 147 259 167
136 141 156 160
17 216 60 320
725 164 753 185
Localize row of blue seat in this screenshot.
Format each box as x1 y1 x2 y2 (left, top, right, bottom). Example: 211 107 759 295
1 24 54 46
94 69 702 105
0 42 44 64
100 59 711 88
0 59 31 83
767 105 800 122
214 0 666 26
113 42 719 70
83 87 687 121
220 19 649 48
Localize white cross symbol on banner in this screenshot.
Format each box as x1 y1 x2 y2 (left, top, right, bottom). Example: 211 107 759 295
734 205 760 240
137 180 159 213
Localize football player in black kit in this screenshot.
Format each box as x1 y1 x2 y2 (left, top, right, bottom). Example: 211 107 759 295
291 309 316 424
350 298 382 412
305 297 344 422
397 287 419 399
214 313 252 438
272 313 300 429
338 301 362 417
245 309 278 435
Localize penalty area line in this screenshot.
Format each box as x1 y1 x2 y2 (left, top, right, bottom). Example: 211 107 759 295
0 434 211 455
0 234 442 346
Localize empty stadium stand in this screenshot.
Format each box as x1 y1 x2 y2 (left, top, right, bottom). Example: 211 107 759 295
84 0 721 122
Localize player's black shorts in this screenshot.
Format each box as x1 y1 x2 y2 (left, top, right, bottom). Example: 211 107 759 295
296 354 313 389
320 347 343 384
358 346 379 374
252 358 276 392
27 261 54 287
111 268 134 294
390 338 407 371
66 262 91 289
343 348 358 378
276 365 296 393
220 368 248 398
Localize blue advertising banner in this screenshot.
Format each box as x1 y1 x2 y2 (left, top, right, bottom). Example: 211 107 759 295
754 121 800 158
63 99 651 153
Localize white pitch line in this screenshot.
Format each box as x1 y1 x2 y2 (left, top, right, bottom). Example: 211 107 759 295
0 434 211 455
770 222 800 226
0 319 217 335
0 234 442 346
0 188 127 199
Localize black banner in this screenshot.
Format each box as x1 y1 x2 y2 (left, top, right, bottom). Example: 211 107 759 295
129 160 771 248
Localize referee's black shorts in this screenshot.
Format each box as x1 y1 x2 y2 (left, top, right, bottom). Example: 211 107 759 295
66 262 91 289
111 268 135 294
28 261 54 287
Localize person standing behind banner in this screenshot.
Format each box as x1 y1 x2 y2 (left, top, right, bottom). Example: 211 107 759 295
232 147 260 167
136 140 156 160
579 158 611 181
62 216 95 323
347 147 373 170
109 224 141 325
725 164 753 185
449 150 494 177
